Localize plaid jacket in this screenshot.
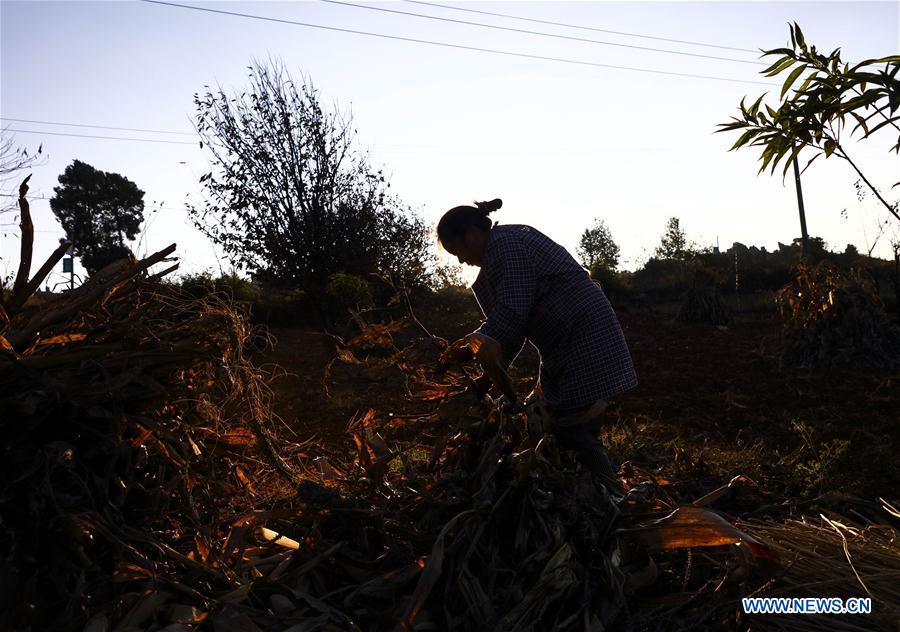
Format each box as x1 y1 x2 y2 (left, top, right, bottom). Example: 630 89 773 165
472 224 638 410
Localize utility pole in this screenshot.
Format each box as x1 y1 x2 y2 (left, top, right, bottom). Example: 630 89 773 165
792 152 810 260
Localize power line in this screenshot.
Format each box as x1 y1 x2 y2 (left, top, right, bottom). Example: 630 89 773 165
403 0 759 54
5 128 197 145
0 228 60 233
320 0 764 66
0 192 187 213
139 0 776 86
1 117 196 136
0 119 670 155
0 124 678 157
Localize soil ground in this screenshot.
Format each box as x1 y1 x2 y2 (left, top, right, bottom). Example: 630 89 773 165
255 308 899 507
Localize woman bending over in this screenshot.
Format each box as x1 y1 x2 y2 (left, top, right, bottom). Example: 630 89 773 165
438 198 637 487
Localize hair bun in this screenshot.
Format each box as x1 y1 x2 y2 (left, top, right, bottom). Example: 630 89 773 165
474 198 503 215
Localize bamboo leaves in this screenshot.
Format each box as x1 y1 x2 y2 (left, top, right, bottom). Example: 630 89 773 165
781 64 808 99
716 23 900 221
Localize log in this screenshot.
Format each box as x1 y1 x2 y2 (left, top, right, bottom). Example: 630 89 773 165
7 244 176 350
4 240 72 316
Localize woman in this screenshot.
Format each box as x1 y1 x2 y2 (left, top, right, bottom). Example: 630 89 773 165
437 198 637 486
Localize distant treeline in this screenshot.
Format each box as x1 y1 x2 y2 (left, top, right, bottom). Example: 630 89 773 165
168 233 898 332
594 237 898 312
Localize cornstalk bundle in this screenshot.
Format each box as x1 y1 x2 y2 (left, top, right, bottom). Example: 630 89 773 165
675 286 732 326
674 267 732 326
246 409 631 631
292 326 785 632
777 263 900 368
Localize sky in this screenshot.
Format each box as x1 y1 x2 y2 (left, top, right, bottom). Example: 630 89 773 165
1 0 898 289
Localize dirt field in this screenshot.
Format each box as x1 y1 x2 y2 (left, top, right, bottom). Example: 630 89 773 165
256 309 899 508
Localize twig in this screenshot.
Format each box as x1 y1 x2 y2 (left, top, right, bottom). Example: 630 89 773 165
820 514 872 598
401 287 447 351
835 142 900 222
146 262 180 283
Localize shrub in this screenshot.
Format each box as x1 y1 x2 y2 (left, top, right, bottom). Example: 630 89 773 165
326 272 374 311
177 270 217 298
675 266 733 326
414 284 482 339
252 288 315 327
630 257 689 302
177 271 260 303
676 287 732 326
216 272 261 303
589 263 631 303
175 271 317 326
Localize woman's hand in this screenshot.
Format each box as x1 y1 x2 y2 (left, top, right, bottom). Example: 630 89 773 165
439 337 475 367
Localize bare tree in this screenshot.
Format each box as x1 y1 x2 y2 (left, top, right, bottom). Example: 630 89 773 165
188 58 431 319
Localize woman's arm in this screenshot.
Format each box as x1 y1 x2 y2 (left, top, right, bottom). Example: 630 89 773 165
476 236 535 368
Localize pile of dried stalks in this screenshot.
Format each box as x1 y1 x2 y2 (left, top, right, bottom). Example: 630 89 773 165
0 180 293 629
675 268 732 327
778 263 900 368
676 286 732 326
305 310 900 631
738 511 900 631
300 321 784 631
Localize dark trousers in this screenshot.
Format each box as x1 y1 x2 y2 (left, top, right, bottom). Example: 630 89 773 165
552 416 618 486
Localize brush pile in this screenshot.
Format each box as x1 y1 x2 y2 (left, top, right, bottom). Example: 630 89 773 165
0 179 294 630
777 262 900 368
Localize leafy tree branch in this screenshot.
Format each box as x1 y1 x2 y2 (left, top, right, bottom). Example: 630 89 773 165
717 22 900 223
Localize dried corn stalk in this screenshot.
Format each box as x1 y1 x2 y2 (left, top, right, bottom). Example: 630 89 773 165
778 263 900 368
